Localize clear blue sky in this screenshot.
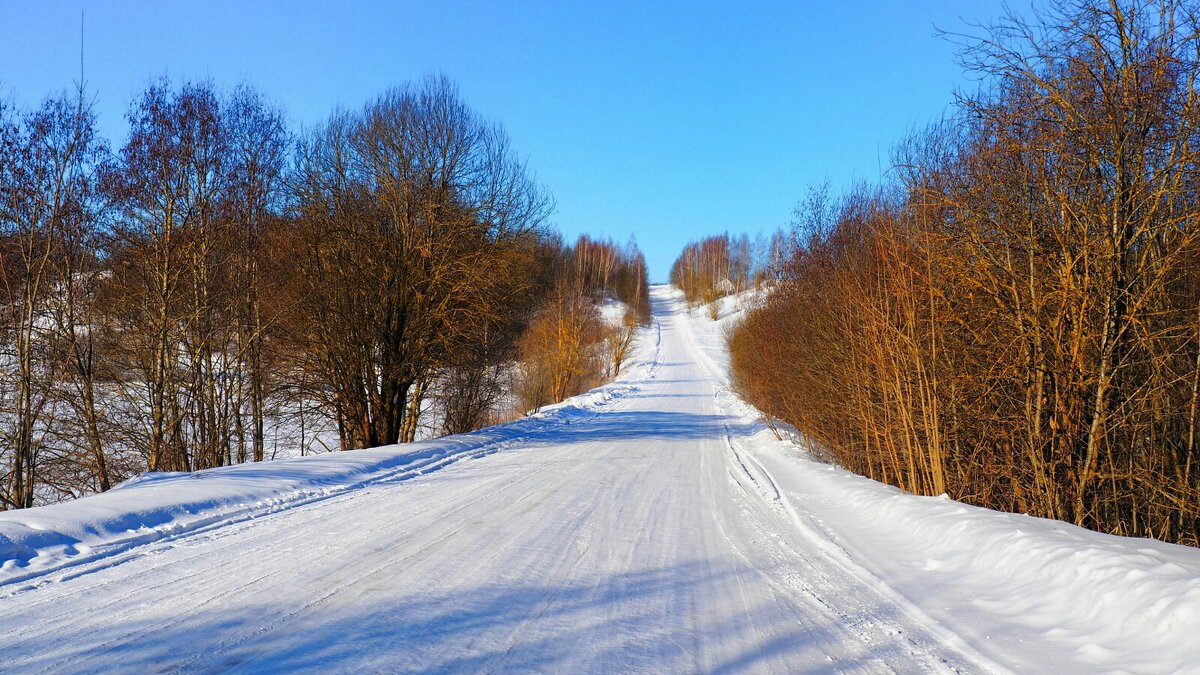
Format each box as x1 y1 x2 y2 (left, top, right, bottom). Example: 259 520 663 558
1 1 1012 281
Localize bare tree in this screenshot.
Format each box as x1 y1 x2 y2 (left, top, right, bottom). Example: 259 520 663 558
105 80 227 472
0 89 107 508
293 76 551 449
223 85 288 462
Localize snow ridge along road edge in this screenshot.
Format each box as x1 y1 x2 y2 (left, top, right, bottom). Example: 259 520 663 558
685 287 1200 674
670 294 1014 675
0 321 662 595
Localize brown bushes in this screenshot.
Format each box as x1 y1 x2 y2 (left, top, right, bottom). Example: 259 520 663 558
516 285 609 412
515 234 651 413
730 0 1200 545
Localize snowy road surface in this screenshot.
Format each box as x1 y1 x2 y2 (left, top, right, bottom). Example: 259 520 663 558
3 286 1200 673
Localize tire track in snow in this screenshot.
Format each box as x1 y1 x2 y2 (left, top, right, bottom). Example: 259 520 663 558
15 311 677 672
1 288 1011 673
5 431 600 671
668 294 1001 674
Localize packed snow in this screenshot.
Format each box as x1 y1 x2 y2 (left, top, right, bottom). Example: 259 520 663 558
1 285 1198 673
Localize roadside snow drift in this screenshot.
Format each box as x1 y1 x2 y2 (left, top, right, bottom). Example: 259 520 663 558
1 285 1198 674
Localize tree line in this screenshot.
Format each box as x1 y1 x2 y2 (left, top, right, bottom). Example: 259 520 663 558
726 0 1200 545
669 231 794 315
517 234 649 412
0 75 647 509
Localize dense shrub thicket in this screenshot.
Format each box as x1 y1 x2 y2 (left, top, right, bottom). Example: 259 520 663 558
517 234 651 413
729 0 1200 545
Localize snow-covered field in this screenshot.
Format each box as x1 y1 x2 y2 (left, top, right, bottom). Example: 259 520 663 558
2 285 1198 673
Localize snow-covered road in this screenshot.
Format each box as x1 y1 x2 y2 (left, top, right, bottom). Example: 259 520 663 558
3 286 1200 673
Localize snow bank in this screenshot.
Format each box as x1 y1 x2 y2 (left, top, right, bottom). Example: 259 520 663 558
681 284 1200 673
597 296 630 326
9 284 1200 672
842 472 1200 669
0 336 657 588
733 435 1200 673
0 437 512 584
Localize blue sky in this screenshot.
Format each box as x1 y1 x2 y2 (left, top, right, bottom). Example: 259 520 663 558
1 1 1011 280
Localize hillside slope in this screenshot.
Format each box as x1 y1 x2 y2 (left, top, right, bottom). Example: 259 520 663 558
1 286 1198 673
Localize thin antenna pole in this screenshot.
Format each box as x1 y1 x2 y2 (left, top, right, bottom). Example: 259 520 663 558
76 8 85 128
